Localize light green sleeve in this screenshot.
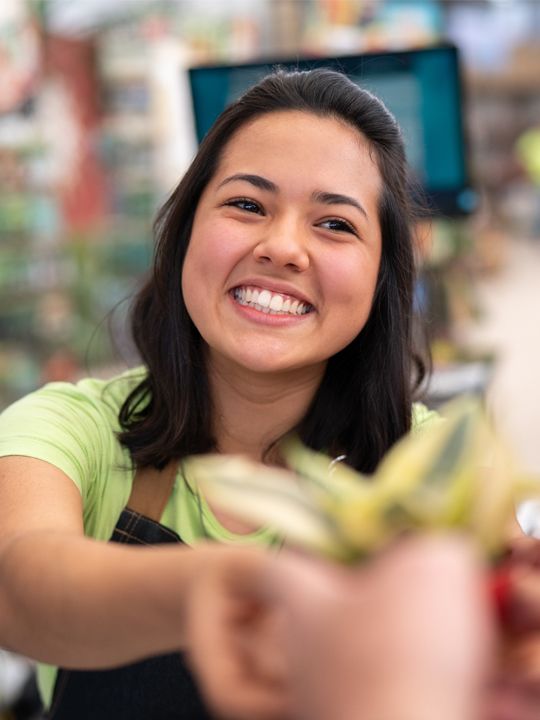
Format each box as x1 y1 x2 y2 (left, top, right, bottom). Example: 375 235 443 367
0 378 132 522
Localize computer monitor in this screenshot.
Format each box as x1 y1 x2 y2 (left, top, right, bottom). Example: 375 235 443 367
188 44 477 217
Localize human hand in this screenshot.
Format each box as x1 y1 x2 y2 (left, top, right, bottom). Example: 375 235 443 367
185 537 495 720
184 543 290 720
266 535 494 720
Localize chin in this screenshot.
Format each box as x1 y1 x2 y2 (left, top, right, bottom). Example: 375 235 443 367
232 350 327 377
207 338 328 376
235 356 298 374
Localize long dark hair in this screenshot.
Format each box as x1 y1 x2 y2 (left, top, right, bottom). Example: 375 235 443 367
118 68 426 472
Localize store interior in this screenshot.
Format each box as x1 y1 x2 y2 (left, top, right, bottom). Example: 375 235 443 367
1 0 540 713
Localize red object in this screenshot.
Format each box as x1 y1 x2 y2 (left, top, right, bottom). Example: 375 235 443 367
44 35 108 231
489 567 512 626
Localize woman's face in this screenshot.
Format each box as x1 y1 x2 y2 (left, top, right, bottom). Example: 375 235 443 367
182 110 383 376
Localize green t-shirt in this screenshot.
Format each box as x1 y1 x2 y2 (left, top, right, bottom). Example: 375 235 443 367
0 367 438 706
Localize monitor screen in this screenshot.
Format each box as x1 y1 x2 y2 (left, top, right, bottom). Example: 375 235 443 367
188 44 477 217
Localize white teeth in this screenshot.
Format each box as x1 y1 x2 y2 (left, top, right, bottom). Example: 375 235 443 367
258 289 271 308
233 287 312 316
269 295 283 312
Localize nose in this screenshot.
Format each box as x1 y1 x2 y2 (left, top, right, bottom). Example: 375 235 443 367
252 220 310 272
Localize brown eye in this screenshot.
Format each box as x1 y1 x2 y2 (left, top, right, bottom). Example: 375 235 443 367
225 198 264 215
318 218 358 236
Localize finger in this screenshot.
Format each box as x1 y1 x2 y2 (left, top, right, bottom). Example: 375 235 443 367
234 607 290 684
186 549 290 720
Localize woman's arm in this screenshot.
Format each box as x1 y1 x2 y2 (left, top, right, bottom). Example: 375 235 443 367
0 455 287 719
0 455 218 668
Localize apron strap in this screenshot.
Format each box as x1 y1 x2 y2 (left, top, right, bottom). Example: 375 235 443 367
127 462 179 522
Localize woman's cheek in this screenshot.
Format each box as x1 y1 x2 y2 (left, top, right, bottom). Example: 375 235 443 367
323 250 379 313
196 220 253 270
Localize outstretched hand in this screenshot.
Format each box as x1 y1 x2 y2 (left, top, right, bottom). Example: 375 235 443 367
184 544 290 720
185 536 495 720
265 536 494 720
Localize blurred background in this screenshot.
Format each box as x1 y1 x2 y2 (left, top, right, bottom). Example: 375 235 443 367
1 0 540 716
0 4 539 461
0 0 539 471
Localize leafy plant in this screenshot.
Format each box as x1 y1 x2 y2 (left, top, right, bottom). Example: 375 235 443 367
184 398 539 563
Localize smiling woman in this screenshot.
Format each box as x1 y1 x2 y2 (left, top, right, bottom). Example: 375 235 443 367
182 111 381 384
0 69 436 720
122 69 424 473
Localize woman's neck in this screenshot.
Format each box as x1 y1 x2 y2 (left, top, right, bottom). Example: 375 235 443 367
208 355 325 463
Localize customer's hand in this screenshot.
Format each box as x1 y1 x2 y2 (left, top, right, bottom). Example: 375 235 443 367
266 535 494 720
185 536 495 720
184 543 290 720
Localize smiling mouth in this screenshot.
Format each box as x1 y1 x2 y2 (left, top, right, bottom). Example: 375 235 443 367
232 286 314 316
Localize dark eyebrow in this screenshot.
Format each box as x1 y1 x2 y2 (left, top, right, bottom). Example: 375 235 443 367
217 175 368 220
217 173 278 193
312 191 368 220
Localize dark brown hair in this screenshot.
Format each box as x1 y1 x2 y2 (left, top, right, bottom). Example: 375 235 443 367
118 68 426 472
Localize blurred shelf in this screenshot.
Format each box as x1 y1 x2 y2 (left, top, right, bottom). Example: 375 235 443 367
425 360 494 409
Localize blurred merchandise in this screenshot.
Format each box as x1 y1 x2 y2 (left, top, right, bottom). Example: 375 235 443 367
517 126 540 185
416 218 496 407
0 0 40 114
300 0 443 55
462 40 540 237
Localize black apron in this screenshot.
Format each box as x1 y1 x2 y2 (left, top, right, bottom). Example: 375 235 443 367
47 464 215 720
